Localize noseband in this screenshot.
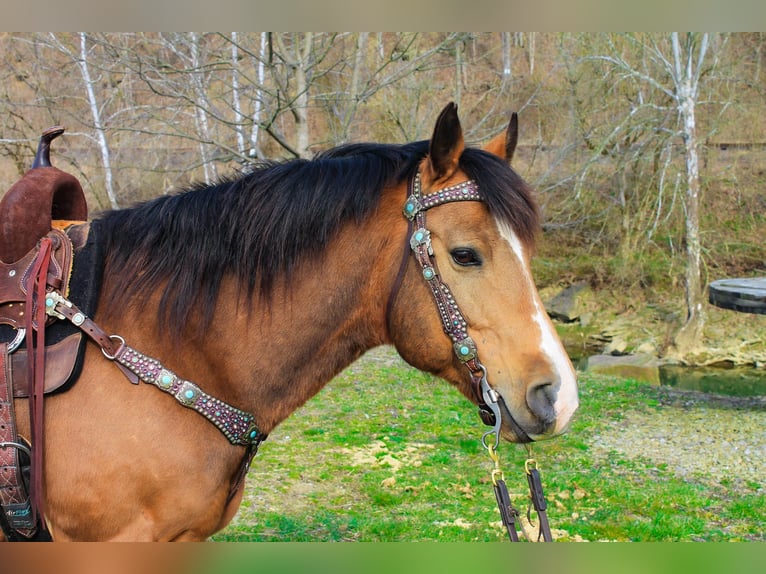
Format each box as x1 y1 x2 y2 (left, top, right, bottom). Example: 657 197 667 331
389 171 532 445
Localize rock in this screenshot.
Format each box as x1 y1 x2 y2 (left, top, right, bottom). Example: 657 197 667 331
635 342 657 354
545 281 591 323
585 353 662 385
604 337 628 355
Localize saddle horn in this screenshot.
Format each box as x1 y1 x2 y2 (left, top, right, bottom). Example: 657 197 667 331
0 126 88 263
32 126 66 169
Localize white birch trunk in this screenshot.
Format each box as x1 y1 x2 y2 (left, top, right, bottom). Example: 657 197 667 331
77 33 118 209
188 33 217 184
670 32 709 356
502 32 511 77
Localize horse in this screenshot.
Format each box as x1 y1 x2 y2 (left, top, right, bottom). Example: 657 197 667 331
7 103 578 541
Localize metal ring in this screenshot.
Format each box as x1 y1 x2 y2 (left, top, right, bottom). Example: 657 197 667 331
101 335 126 360
0 441 31 456
7 328 26 354
479 366 503 452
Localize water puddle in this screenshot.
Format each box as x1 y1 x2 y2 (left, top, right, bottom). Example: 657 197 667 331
659 364 766 397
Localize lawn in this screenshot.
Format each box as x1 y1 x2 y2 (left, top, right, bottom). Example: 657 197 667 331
214 346 765 542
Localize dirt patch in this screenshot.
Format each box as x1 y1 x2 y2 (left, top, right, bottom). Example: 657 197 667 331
338 439 435 473
589 388 766 493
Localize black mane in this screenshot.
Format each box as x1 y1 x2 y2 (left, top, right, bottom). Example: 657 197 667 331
96 140 538 334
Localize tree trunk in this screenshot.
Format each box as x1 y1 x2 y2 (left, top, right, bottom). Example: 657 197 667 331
188 33 217 183
454 38 463 108
250 32 267 159
502 32 511 78
77 33 118 209
670 33 708 357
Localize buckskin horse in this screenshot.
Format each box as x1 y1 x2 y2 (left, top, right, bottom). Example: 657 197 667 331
0 103 578 541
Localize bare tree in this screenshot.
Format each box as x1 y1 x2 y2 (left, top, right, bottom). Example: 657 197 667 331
668 33 711 356
271 32 320 158
73 33 118 208
13 33 125 208
579 33 721 357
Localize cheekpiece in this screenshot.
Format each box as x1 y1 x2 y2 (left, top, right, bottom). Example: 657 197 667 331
401 172 485 367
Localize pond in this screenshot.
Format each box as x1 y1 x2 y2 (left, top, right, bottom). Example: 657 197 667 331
571 350 766 398
659 364 766 397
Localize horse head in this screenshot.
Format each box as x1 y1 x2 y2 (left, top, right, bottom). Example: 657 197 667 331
388 103 578 443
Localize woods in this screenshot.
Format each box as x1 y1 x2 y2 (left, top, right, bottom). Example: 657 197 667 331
1 32 764 361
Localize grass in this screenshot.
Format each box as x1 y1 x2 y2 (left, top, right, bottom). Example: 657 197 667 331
213 347 764 542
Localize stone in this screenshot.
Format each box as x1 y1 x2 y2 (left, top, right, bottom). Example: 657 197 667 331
604 337 628 355
545 281 591 323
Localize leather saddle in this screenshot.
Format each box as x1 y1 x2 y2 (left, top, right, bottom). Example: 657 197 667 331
0 127 91 397
0 127 96 541
0 126 87 264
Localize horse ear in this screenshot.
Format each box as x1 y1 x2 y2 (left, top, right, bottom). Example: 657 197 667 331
425 102 464 183
484 111 518 164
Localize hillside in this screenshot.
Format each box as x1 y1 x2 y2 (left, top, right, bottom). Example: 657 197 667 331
1 33 764 365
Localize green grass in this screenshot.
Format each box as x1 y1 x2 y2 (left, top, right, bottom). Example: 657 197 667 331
213 347 764 542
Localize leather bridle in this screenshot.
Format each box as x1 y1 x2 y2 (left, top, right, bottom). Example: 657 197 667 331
389 171 532 445
388 170 553 542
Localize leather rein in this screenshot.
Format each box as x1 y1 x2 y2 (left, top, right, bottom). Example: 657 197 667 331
389 171 553 542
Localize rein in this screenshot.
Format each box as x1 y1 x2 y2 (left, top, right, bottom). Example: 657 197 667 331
397 171 553 542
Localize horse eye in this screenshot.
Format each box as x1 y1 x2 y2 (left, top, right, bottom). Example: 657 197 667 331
450 248 482 267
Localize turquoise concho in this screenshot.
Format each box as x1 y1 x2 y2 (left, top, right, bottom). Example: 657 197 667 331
403 195 422 220
409 228 433 254
176 381 201 406
155 369 177 391
453 337 477 362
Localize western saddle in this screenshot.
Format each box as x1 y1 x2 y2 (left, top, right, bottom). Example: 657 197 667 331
0 127 88 541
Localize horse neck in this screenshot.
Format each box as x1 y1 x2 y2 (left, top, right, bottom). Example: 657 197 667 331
236 216 405 430
108 189 407 434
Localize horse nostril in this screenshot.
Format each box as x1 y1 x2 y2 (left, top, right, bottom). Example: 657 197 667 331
526 378 558 426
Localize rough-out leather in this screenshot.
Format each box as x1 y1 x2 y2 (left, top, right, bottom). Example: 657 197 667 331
0 167 87 264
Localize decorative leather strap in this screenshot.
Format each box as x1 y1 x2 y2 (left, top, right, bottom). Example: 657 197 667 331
403 174 482 365
0 343 36 538
112 345 261 446
44 292 263 448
